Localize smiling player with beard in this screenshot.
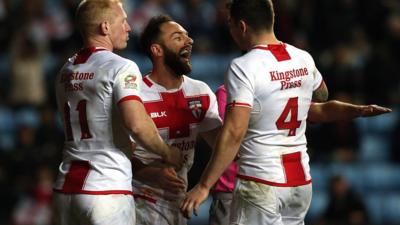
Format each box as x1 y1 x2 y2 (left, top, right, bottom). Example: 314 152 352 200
130 15 222 225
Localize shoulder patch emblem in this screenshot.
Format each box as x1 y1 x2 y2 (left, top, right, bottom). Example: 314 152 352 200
124 75 137 89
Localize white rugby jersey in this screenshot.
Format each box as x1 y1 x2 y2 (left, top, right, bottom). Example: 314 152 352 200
53 47 142 194
132 75 222 205
226 43 324 187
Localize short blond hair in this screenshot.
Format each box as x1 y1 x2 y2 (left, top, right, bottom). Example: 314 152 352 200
76 0 123 38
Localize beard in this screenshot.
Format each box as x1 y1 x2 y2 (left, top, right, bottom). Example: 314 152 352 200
161 44 192 77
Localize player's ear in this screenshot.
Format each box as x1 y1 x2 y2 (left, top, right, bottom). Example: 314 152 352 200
100 21 110 35
239 20 247 35
150 43 163 58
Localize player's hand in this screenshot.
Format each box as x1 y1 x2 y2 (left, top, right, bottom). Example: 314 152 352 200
156 167 186 194
164 145 184 171
359 105 392 117
180 184 210 219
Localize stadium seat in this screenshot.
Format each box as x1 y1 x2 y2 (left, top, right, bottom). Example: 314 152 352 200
365 193 383 224
15 108 40 128
365 193 400 225
0 132 16 151
382 193 400 224
0 106 16 132
359 134 390 162
361 164 400 192
310 164 330 190
307 190 328 220
355 111 398 135
328 164 366 194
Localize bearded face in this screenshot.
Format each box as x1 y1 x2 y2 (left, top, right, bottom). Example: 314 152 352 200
161 43 192 77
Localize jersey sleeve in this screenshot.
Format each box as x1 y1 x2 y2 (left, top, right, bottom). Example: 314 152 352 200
312 63 324 91
198 85 222 132
225 59 254 108
114 61 143 104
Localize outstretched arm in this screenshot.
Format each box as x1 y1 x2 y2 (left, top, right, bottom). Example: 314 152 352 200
308 100 392 123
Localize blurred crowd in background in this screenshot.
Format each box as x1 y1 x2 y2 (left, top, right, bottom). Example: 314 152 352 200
0 0 399 224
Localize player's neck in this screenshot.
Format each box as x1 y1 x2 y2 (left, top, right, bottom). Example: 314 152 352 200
150 65 183 90
84 37 113 51
248 32 280 50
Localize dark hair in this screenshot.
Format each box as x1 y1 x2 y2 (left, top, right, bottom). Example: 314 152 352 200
140 14 173 59
227 0 274 33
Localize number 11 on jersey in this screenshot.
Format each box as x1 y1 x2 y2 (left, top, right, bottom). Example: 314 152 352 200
64 100 92 141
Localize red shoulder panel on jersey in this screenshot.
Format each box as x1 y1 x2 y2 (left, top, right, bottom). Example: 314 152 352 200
73 47 107 65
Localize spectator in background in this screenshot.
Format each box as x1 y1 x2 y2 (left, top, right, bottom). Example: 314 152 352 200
212 0 236 53
322 175 369 225
35 104 64 166
129 0 167 35
178 0 216 53
9 26 47 108
11 166 54 225
364 12 400 106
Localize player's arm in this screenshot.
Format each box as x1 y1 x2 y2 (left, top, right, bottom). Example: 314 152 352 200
131 157 186 193
180 106 250 219
312 81 328 102
199 126 221 150
119 100 183 170
308 100 392 123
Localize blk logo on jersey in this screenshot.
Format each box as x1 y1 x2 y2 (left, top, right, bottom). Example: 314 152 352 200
150 111 167 118
124 74 138 89
188 100 203 119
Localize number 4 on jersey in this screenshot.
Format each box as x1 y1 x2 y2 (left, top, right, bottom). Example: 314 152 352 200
275 97 301 136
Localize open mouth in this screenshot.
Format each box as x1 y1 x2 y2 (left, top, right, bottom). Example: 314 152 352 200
179 47 192 61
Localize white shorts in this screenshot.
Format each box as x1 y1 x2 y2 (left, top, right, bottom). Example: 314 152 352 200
230 179 312 225
135 196 187 225
209 192 233 225
53 193 135 225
